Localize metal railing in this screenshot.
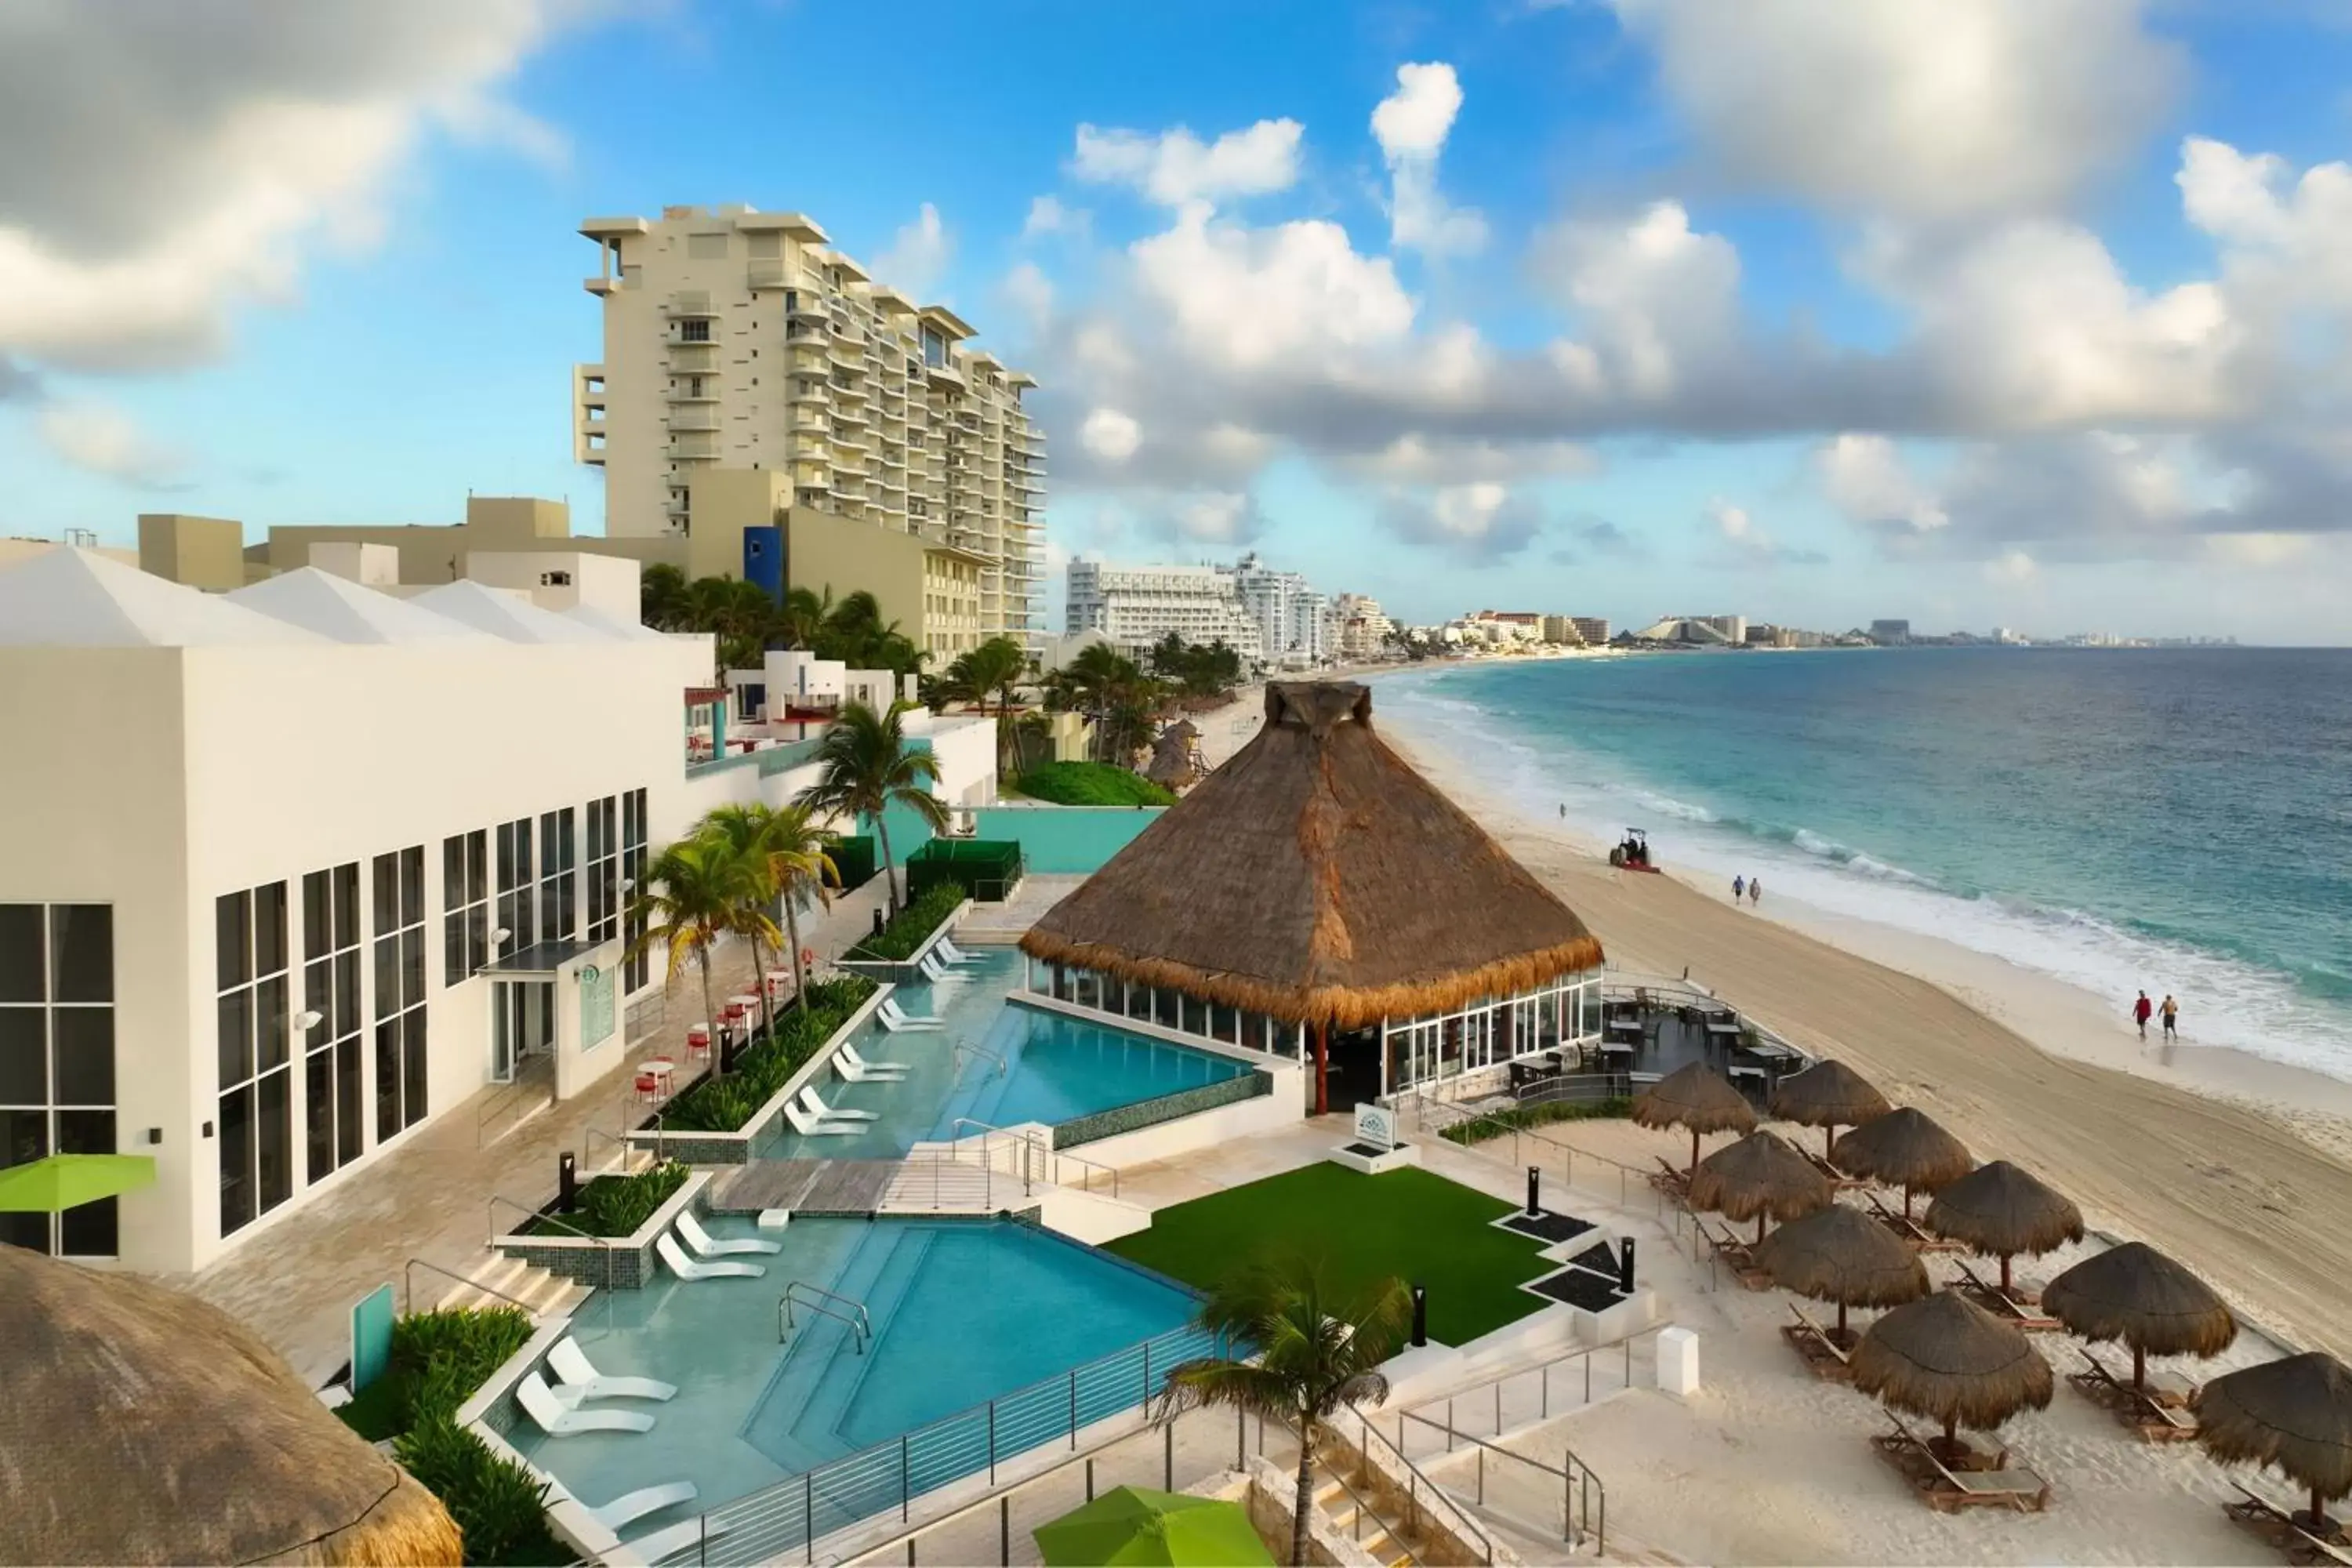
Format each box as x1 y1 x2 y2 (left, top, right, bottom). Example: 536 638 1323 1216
950 1040 1007 1086
401 1256 542 1317
650 1322 1226 1566
486 1193 619 1292
475 1052 555 1147
1333 1404 1494 1566
781 1283 873 1353
1393 1413 1604 1555
947 1119 1120 1201
891 1151 996 1212
1403 1091 1671 1217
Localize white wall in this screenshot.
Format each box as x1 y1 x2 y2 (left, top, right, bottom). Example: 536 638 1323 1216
463 550 641 619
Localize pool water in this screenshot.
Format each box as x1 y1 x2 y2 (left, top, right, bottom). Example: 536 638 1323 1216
752 949 1254 1160
507 1216 1205 1541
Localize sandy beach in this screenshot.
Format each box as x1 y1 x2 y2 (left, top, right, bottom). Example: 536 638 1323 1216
1186 676 2352 1362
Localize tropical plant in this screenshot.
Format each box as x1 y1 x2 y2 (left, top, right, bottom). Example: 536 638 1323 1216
1156 1260 1414 1566
1012 760 1177 807
937 635 1033 775
532 1160 689 1237
701 801 838 1012
659 977 877 1133
1147 633 1245 700
625 836 768 1076
640 562 691 630
797 701 950 915
1047 643 1169 764
844 884 967 962
777 583 833 649
394 1416 564 1565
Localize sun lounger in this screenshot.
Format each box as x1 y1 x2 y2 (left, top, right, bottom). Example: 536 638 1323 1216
781 1099 858 1138
2067 1348 2197 1443
1649 1156 1691 1199
588 1481 697 1532
2226 1482 2352 1566
1864 1190 1965 1253
1871 1413 2048 1513
798 1086 877 1123
517 1371 655 1436
916 950 963 985
840 1042 909 1076
1951 1258 2063 1330
1780 1303 1855 1381
1700 1218 1773 1290
656 1232 765 1281
1802 1147 1869 1189
548 1338 677 1403
676 1209 782 1258
934 938 985 966
622 1513 734 1562
877 998 944 1032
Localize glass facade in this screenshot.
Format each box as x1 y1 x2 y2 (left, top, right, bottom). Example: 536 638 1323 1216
441 829 489 986
217 883 292 1237
0 904 116 1256
372 848 427 1142
301 863 364 1185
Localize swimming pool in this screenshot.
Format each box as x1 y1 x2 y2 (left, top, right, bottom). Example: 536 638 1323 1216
506 1216 1207 1552
753 949 1254 1160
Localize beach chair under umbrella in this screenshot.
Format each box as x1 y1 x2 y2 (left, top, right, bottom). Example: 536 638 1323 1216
1753 1202 1930 1346
1923 1159 2085 1297
1831 1106 1976 1220
1769 1058 1892 1159
2044 1241 2237 1403
2194 1352 2352 1543
1852 1289 2055 1462
1688 1130 1831 1243
1634 1060 1759 1178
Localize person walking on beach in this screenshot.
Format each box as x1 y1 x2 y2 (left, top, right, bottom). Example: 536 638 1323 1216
2132 990 2153 1040
1748 875 1762 906
2161 994 2180 1040
1733 874 1746 903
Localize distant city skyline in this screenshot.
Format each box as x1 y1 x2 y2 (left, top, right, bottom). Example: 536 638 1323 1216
8 5 2352 642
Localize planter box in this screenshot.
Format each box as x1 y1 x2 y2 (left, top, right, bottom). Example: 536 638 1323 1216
489 1170 711 1290
1053 1070 1270 1149
624 984 892 1164
1327 1140 1421 1175
834 898 974 982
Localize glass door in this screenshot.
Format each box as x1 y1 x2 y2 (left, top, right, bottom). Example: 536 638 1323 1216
488 979 555 1084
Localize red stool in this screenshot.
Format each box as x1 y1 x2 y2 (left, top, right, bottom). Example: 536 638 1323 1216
633 1071 661 1104
685 1024 711 1065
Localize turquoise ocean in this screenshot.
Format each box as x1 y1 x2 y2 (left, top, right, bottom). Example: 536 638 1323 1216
1379 649 2352 1083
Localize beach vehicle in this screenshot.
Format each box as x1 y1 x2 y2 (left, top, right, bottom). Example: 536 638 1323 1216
1610 827 1661 872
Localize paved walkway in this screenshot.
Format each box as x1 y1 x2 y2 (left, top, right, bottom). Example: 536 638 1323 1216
187 870 903 1386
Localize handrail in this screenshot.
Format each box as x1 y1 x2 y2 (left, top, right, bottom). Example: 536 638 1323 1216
1404 1088 1665 1213
949 1039 1007 1083
1338 1404 1494 1566
401 1256 543 1317
782 1280 873 1353
1312 1433 1421 1563
474 1053 554 1147
949 1118 1118 1200
1394 1409 1606 1554
486 1194 617 1292
583 1125 641 1174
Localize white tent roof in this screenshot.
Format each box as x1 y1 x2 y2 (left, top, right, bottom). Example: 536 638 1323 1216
0 549 328 648
557 603 668 642
227 568 501 645
405 581 615 644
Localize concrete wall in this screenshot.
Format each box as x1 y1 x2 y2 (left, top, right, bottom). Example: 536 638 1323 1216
463 550 641 619
784 503 925 632
139 514 249 591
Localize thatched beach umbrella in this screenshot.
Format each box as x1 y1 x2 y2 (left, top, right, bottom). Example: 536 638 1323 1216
0 1245 461 1565
2194 1352 2352 1536
1769 1058 1892 1157
1022 682 1603 1115
1851 1290 2056 1456
1751 1203 1930 1343
1922 1160 2085 1294
1829 1106 1976 1218
1635 1061 1760 1176
1688 1130 1832 1243
2042 1241 2237 1399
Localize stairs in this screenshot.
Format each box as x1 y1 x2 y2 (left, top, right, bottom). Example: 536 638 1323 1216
1312 1458 1420 1566
434 1249 593 1320
879 1152 1005 1214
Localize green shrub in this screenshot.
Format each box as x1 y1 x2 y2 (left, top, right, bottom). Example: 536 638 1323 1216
395 1417 568 1566
339 1306 535 1439
660 976 878 1132
1439 1098 1634 1145
844 884 966 962
521 1160 688 1238
1012 761 1176 807
904 839 1023 902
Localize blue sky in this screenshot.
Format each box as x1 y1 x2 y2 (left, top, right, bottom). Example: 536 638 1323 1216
8 2 2352 640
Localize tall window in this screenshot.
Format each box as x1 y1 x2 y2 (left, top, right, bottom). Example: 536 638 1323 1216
538 808 577 942
586 796 620 945
622 789 650 992
301 864 363 1185
1 905 116 1256
494 817 535 955
218 884 292 1237
442 830 488 985
372 848 427 1141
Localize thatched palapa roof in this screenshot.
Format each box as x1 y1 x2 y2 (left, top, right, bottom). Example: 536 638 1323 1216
1923 1160 2085 1261
1769 1059 1891 1131
1852 1290 2055 1434
0 1246 462 1566
2194 1352 2352 1513
1688 1131 1832 1230
1635 1062 1759 1138
1752 1205 1931 1310
1021 682 1602 1029
1829 1106 1976 1195
2042 1242 2238 1360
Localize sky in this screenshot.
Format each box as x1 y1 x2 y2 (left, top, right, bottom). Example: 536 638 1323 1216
7 2 2352 642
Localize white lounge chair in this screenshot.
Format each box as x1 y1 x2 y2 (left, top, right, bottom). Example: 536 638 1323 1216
798 1085 878 1123
622 1515 733 1561
877 998 943 1032
548 1338 677 1403
916 951 957 985
677 1209 782 1258
517 1371 655 1436
782 1099 859 1138
934 938 985 966
589 1481 697 1532
840 1042 909 1076
657 1232 765 1281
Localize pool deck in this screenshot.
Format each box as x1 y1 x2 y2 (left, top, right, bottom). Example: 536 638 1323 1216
709 1160 898 1215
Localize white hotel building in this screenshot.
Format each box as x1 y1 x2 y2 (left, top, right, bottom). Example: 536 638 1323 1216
1064 560 1264 662
0 550 994 1276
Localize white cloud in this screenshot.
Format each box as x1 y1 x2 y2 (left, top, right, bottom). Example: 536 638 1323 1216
1610 0 2183 220
1071 119 1304 206
38 401 188 487
1984 549 2040 584
1538 201 1740 399
1704 496 1826 566
1710 499 1755 540
1817 434 1948 533
1169 492 1261 544
0 0 586 372
1022 194 1088 241
1080 407 1141 463
999 261 1054 337
873 202 953 297
1371 62 1486 256
2180 136 2352 311
1130 202 1415 370
1377 481 1544 558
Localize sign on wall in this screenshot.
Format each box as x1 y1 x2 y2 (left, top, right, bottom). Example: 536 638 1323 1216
350 1283 395 1393
580 964 615 1053
1354 1102 1396 1152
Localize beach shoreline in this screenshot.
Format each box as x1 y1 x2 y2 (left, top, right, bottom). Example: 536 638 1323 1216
1183 671 2352 1358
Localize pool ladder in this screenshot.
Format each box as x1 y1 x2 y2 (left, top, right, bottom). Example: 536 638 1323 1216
949 1037 1007 1087
779 1280 873 1354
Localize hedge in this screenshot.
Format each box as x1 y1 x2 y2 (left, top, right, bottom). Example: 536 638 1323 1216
659 976 878 1133
1439 1097 1635 1145
906 837 1023 902
521 1160 687 1238
1013 761 1177 807
827 834 878 891
844 884 964 963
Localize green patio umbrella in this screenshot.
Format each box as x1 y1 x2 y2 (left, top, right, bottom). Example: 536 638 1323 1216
0 1153 155 1212
1034 1486 1273 1567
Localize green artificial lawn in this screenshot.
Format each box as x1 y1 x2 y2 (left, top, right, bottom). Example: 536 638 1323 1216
1107 1163 1552 1346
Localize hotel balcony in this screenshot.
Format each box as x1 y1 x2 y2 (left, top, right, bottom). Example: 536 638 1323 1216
669 435 721 460
747 260 789 289
668 408 720 432
666 291 718 318
666 385 719 403
669 343 720 373
583 275 618 297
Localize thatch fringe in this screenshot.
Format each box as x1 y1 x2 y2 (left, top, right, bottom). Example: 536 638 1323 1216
2193 1352 2352 1501
2040 1242 2238 1360
1852 1292 2055 1432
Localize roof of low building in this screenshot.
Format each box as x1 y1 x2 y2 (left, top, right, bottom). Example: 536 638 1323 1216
0 549 328 648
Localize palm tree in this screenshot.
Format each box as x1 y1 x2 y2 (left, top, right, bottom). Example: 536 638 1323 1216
940 635 1032 777
624 836 768 1076
1156 1261 1414 1566
641 563 691 630
778 584 832 649
701 802 837 1014
799 701 949 915
685 576 783 673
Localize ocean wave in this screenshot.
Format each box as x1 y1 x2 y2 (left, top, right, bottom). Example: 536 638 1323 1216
1630 789 1719 824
